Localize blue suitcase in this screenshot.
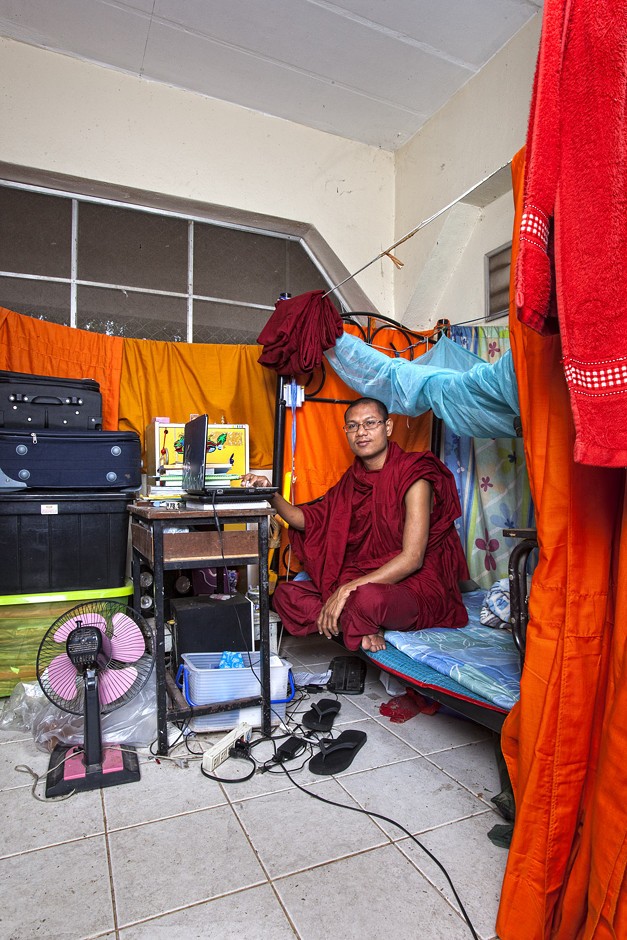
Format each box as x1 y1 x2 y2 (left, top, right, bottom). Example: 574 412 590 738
0 428 141 492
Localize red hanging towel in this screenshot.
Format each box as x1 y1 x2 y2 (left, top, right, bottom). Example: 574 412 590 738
516 0 627 467
257 290 343 375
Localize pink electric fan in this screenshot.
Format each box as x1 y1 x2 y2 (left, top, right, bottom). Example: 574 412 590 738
36 601 155 798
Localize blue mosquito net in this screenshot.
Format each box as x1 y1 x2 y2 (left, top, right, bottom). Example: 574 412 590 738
325 332 520 438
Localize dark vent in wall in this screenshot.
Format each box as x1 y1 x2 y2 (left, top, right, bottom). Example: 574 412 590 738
485 241 512 321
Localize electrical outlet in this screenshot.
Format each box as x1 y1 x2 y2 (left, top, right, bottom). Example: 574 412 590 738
202 722 253 773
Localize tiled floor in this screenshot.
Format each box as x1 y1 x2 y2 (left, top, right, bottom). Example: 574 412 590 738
0 635 509 940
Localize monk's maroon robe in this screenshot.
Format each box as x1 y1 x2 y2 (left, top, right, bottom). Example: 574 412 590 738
273 442 469 649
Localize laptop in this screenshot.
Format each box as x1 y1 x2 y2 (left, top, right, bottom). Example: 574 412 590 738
182 414 278 504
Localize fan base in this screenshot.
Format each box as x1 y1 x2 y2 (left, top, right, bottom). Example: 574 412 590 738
45 743 141 798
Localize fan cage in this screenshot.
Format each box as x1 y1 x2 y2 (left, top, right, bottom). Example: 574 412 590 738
36 601 155 716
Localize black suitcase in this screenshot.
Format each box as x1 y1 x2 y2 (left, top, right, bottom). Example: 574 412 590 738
0 369 103 430
0 429 141 491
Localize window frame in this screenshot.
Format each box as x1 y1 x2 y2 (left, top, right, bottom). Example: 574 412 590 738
0 162 371 340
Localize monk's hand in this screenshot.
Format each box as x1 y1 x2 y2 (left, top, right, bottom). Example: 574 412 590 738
317 583 358 638
241 473 271 487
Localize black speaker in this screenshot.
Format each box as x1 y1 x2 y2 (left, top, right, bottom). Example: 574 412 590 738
170 592 254 666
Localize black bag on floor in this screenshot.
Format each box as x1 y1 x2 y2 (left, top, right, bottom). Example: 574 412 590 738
0 369 103 430
0 428 141 491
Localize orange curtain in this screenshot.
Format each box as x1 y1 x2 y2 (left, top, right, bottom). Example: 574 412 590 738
497 150 627 938
118 338 277 469
0 307 123 429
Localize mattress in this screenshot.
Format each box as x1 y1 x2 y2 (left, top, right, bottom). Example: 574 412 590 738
366 589 521 712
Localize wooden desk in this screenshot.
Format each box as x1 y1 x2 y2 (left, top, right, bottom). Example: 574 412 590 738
129 503 274 755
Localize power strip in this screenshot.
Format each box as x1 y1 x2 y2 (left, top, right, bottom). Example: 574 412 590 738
202 722 253 774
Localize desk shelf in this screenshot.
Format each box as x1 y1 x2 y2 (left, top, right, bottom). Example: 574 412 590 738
130 522 258 567
129 503 274 755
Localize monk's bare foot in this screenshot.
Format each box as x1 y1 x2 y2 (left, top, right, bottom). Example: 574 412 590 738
361 630 385 652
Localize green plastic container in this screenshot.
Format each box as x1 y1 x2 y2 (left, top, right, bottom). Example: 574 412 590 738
0 581 133 697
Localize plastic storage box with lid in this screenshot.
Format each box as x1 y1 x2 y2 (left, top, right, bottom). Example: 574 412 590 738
179 651 291 731
0 580 133 696
0 490 131 594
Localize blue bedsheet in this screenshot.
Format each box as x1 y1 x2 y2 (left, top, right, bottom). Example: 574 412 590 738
380 590 520 711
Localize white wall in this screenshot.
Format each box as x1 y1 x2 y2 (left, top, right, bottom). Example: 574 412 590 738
0 17 541 326
434 192 514 324
394 15 542 328
0 36 395 316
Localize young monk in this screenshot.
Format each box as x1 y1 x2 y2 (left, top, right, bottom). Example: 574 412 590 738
242 397 468 652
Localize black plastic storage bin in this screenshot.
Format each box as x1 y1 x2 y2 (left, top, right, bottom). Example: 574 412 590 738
0 491 131 594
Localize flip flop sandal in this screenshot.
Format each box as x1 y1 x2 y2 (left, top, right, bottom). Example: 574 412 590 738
301 698 341 732
308 730 367 775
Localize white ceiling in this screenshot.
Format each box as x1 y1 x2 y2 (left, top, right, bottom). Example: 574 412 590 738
0 0 542 151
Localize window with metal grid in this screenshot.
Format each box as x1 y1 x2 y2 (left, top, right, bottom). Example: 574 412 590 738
0 182 333 343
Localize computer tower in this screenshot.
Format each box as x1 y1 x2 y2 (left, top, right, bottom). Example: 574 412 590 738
170 592 254 667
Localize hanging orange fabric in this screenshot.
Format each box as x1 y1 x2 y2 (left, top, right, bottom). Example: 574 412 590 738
118 338 277 468
497 150 627 938
0 307 123 429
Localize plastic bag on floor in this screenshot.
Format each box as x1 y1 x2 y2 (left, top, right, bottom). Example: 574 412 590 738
1 671 157 752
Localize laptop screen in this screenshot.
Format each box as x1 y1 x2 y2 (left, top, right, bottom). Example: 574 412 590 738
182 414 209 495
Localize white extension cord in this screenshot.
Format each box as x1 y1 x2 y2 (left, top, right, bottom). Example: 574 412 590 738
201 722 253 773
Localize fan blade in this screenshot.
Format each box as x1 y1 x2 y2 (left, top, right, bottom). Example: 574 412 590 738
110 613 146 662
46 654 79 701
98 666 138 705
53 613 107 643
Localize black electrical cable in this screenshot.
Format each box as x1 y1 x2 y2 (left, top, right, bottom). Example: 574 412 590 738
149 717 190 756
200 750 257 783
277 763 480 940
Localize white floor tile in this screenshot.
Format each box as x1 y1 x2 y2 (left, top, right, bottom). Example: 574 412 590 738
103 750 226 829
118 884 296 939
376 708 493 754
0 738 49 790
0 836 115 939
425 739 502 804
232 777 388 877
1 784 105 857
275 843 471 940
338 756 487 838
398 811 508 940
109 804 267 926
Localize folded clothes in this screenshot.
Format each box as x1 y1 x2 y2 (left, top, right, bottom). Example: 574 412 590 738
480 577 511 629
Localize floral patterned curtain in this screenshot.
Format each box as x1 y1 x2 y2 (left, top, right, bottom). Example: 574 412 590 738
442 325 534 587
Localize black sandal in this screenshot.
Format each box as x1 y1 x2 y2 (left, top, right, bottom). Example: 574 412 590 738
308 730 367 775
301 698 341 732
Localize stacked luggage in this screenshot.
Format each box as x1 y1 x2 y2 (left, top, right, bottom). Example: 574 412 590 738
0 369 141 695
0 370 140 492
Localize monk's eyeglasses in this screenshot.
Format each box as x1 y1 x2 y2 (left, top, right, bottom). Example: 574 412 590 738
343 418 385 434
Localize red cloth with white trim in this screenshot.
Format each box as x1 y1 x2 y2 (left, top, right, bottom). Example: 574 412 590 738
516 0 627 466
